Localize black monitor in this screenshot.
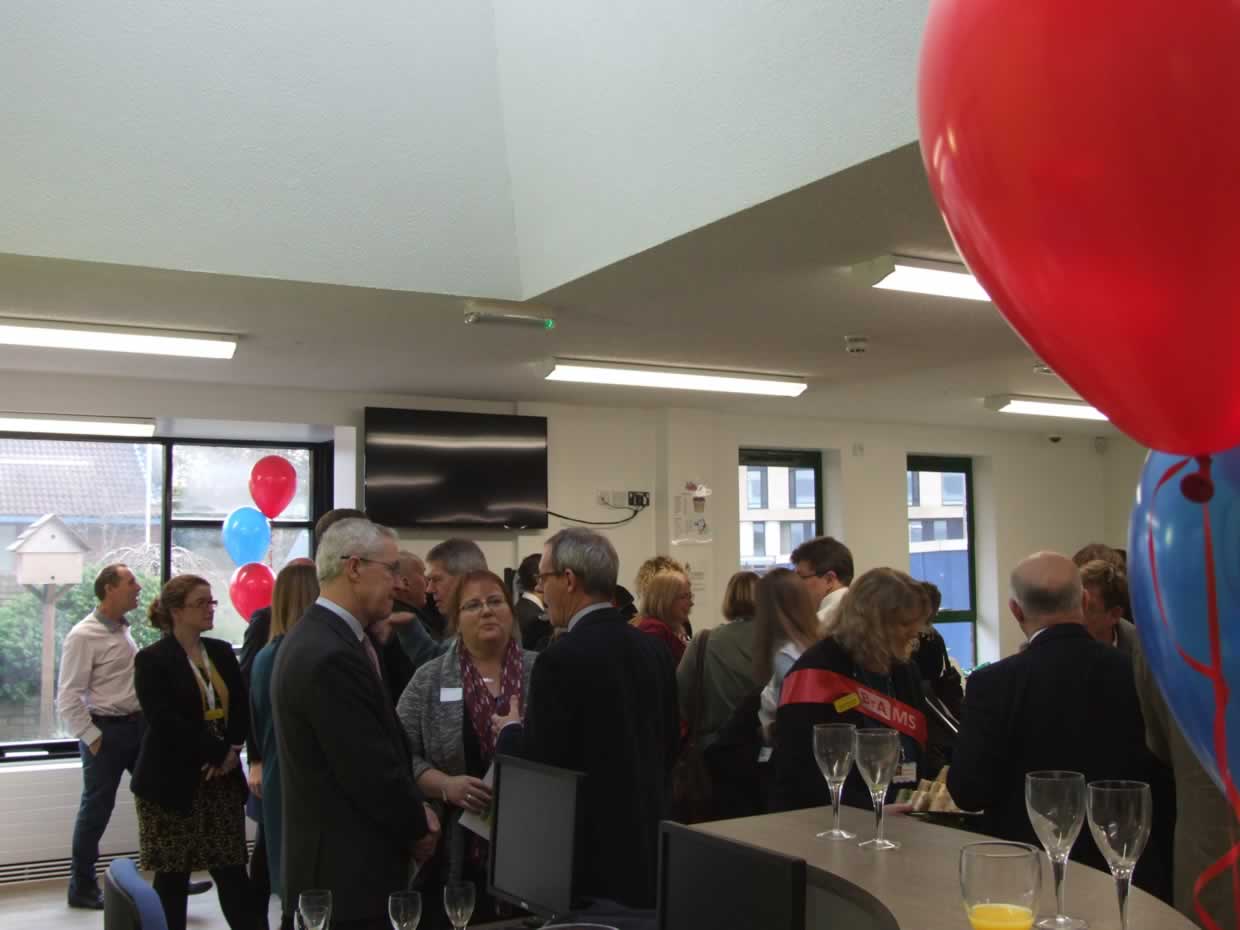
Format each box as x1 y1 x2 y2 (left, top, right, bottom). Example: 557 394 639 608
488 754 585 919
656 821 805 930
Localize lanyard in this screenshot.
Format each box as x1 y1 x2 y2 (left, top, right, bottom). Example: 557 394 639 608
187 651 217 712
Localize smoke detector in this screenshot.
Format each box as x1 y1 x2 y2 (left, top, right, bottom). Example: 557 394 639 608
1033 362 1055 376
844 335 869 355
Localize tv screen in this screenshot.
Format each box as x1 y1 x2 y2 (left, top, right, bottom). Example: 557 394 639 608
363 407 548 529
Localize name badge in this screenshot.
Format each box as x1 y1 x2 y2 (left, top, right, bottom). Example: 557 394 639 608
833 692 861 713
204 708 225 721
893 762 917 785
440 688 463 702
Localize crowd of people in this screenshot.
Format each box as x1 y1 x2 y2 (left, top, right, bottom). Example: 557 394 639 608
54 510 1232 930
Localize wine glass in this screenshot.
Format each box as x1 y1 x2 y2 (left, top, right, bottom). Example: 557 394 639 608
298 889 332 930
389 891 422 930
444 881 475 930
1025 771 1087 930
854 728 902 850
960 841 1041 930
1086 780 1151 930
813 723 857 840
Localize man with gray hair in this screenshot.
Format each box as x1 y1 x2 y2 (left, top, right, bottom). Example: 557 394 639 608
948 552 1171 900
493 528 679 909
272 519 439 930
424 537 487 623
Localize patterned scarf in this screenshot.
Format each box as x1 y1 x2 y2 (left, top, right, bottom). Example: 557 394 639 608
459 636 525 762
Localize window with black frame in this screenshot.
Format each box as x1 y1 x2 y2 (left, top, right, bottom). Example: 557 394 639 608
738 449 823 573
0 434 329 759
906 454 977 668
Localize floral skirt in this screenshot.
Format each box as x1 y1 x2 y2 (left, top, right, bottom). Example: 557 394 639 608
136 773 247 874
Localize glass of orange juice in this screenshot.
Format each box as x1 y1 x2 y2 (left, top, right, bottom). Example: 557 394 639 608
960 841 1041 930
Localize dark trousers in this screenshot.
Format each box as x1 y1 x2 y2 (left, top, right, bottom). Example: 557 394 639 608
250 821 271 927
71 714 144 894
154 866 255 930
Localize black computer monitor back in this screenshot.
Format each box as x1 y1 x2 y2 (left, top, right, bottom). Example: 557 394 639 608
488 754 585 918
656 821 806 930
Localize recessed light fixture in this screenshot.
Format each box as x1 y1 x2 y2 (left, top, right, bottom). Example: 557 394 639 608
0 318 237 359
868 256 991 302
984 394 1107 421
0 413 157 437
546 359 807 397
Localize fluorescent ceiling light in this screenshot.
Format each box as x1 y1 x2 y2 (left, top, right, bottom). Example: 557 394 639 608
984 395 1108 422
546 360 807 397
0 413 157 437
870 257 992 302
0 318 236 359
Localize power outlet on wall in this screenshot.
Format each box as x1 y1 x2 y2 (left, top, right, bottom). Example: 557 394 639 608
628 491 651 509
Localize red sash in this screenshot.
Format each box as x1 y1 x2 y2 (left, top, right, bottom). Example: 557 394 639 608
780 668 928 748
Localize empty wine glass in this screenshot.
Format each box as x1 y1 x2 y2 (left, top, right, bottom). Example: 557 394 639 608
444 881 475 930
854 728 902 850
1086 780 1151 930
298 889 332 930
960 841 1040 930
1025 771 1087 930
813 723 857 840
389 891 422 930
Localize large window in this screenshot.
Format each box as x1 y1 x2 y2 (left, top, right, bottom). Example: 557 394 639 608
738 449 823 572
907 455 976 668
0 434 328 750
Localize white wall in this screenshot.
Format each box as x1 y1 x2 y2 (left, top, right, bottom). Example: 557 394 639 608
0 368 1131 664
494 0 927 295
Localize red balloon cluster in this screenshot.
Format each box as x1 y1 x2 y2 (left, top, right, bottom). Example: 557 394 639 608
249 456 298 519
918 0 1240 455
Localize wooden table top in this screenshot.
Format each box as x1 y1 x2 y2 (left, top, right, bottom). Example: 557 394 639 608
694 806 1192 930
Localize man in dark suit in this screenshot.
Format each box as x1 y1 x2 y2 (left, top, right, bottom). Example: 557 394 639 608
272 519 440 930
493 529 680 909
949 551 1172 900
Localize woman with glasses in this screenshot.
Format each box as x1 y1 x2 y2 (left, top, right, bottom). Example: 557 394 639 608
396 569 537 927
130 575 257 930
247 560 319 930
633 570 694 665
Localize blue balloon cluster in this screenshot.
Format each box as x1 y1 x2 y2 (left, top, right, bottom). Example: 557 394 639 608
1129 447 1240 800
221 506 272 567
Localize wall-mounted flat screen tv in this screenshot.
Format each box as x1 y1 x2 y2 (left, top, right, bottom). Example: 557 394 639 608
363 407 549 529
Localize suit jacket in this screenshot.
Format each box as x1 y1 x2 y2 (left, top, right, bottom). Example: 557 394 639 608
948 623 1173 899
272 604 430 922
240 606 272 762
131 635 247 814
496 606 680 909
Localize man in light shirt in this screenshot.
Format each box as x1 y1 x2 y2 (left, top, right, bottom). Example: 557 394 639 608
57 564 145 910
790 535 854 631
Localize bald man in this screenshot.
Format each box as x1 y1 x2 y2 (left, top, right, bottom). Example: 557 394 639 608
948 552 1173 902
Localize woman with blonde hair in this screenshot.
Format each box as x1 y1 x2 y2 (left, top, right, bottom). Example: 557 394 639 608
247 560 319 925
753 568 822 733
633 570 693 664
772 567 931 812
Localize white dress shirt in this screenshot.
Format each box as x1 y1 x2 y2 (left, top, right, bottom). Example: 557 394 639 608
56 610 140 746
817 586 849 632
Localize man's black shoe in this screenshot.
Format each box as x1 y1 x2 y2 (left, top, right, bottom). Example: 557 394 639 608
67 888 104 910
187 879 213 896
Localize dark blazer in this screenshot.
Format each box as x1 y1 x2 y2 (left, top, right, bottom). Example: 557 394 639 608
240 606 272 762
271 603 430 923
514 596 545 643
949 623 1173 900
496 605 680 909
131 635 247 814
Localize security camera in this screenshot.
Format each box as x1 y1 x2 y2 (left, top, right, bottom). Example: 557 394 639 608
1047 434 1064 444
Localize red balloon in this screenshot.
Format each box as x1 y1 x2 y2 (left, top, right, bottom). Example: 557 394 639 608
919 1 1240 455
230 562 274 620
249 455 297 519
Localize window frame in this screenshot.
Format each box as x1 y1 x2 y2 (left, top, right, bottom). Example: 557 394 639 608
0 431 333 763
745 466 769 510
791 467 815 509
907 454 977 629
739 449 824 570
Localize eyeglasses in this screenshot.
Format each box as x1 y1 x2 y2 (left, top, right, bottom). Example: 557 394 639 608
538 570 566 583
796 569 829 581
459 596 509 615
186 599 218 609
343 555 401 577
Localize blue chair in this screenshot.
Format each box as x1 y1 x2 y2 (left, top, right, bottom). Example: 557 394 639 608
104 857 169 930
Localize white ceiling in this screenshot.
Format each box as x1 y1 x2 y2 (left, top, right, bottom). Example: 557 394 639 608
0 143 1110 436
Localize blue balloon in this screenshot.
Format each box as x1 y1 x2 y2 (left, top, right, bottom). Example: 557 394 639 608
221 506 271 566
1129 447 1240 802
